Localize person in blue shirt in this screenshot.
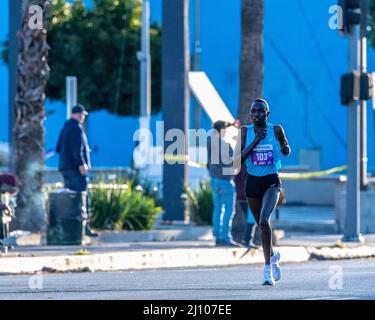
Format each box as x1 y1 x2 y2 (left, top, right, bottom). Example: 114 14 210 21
241 98 291 286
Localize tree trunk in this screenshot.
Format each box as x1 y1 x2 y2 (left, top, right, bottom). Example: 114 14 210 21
13 0 50 231
232 0 264 243
237 0 264 125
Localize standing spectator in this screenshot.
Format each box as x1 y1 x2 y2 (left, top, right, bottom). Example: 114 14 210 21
207 121 240 247
233 124 258 248
56 104 98 237
234 164 257 248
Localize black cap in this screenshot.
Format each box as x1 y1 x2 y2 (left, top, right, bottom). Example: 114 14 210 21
71 104 88 115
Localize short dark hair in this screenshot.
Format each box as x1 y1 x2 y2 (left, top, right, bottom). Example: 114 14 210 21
213 120 228 131
251 98 270 111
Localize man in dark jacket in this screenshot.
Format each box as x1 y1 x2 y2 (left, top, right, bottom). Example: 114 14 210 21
56 104 98 237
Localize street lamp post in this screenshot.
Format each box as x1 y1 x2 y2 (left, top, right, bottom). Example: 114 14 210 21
359 0 368 190
66 76 77 119
193 0 202 129
137 0 152 171
343 19 364 243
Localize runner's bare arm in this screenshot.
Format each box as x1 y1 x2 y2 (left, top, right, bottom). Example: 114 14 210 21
274 125 291 156
241 128 266 164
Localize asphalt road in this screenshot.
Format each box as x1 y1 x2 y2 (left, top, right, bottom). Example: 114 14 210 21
0 258 374 300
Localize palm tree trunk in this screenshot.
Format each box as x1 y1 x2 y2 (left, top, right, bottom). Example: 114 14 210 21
237 0 264 125
232 0 264 243
13 0 50 231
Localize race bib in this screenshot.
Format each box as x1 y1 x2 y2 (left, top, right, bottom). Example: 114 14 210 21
252 144 274 166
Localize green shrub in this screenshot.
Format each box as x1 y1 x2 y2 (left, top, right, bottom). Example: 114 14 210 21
185 180 213 225
90 181 162 231
124 172 162 207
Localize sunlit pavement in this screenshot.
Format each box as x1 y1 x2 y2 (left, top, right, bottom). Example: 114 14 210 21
0 258 374 300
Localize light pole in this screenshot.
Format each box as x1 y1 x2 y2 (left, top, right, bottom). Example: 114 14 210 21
66 76 77 119
137 0 152 171
359 0 368 190
193 0 202 129
339 0 365 242
343 22 363 242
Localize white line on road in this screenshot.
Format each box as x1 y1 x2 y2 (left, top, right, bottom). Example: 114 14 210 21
302 296 357 300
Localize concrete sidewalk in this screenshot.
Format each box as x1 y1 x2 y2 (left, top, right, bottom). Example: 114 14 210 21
1 232 375 275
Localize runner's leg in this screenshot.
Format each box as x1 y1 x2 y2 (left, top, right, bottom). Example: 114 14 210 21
259 186 280 264
246 197 261 225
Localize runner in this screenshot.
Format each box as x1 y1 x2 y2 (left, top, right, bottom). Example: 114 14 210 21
240 98 291 286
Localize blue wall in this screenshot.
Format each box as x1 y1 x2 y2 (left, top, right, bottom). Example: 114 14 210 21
1 0 375 170
44 101 163 168
197 0 375 170
263 0 349 169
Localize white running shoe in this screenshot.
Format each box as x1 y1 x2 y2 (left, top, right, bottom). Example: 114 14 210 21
262 264 275 286
271 250 281 281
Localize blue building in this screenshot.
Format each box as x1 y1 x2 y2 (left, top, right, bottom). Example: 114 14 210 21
1 0 375 171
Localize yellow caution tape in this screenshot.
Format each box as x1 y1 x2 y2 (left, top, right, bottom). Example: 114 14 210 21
45 183 130 191
164 154 207 168
164 154 190 162
278 165 347 180
164 154 347 179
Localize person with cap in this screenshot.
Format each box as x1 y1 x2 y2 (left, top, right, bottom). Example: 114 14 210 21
56 104 98 237
207 120 240 247
234 163 258 249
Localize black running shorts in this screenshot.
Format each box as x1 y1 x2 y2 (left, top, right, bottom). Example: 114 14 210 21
245 173 282 199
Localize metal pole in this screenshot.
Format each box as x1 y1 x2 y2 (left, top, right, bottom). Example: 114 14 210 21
343 22 364 242
162 0 190 222
139 0 151 121
193 0 202 129
136 0 151 170
66 76 77 119
359 0 368 190
193 0 201 71
8 0 22 170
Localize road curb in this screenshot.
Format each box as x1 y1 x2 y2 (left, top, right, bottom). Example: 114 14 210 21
0 245 374 275
307 245 375 260
0 246 309 274
94 227 214 243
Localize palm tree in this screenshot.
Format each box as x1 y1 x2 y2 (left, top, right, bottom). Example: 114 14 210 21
13 0 50 231
232 0 264 243
237 0 264 125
